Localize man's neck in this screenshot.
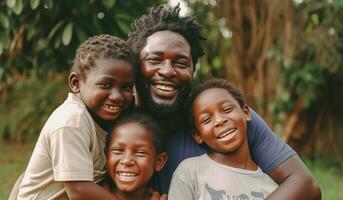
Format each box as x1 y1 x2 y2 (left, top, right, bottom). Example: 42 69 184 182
149 109 187 132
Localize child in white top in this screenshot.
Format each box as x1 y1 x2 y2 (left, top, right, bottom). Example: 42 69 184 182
169 79 278 200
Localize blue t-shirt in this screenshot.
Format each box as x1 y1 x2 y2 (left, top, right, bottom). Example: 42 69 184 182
152 109 295 193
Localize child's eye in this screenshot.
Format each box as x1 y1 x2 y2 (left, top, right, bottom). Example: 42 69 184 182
136 151 148 157
122 84 134 92
223 107 233 113
111 148 123 154
99 82 112 89
200 117 211 125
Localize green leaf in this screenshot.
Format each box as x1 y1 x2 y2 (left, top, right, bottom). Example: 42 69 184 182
30 0 40 10
75 27 87 43
43 0 53 9
13 0 23 15
48 21 64 40
62 23 73 46
116 14 131 34
54 34 61 49
102 0 116 9
0 13 10 29
6 0 16 8
0 43 3 56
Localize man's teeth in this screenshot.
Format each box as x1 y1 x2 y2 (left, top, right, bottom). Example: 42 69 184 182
104 105 120 111
154 84 175 91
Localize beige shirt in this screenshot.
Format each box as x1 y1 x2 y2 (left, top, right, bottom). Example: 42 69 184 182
18 93 107 200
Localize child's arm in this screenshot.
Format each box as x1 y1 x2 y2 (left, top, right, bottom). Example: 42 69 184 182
65 181 167 200
65 181 117 200
64 181 117 200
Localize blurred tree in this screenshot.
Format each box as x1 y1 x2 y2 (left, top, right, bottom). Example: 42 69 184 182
0 0 161 76
187 0 343 164
0 0 163 141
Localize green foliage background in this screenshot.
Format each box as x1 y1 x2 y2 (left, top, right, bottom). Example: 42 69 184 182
0 0 343 199
0 0 163 141
0 0 342 160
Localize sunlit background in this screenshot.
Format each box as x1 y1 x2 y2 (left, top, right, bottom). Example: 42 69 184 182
0 0 342 199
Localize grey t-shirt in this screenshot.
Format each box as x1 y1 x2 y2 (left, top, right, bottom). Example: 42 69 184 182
152 109 294 193
169 154 278 200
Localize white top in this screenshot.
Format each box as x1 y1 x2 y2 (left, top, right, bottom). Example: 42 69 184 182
169 154 278 200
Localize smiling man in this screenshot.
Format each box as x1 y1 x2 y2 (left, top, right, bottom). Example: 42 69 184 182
136 30 193 115
128 4 321 199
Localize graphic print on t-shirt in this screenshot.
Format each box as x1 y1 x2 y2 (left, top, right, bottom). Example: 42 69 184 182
205 183 266 200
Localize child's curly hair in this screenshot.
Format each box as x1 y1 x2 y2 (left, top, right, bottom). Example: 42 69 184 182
71 34 136 80
127 3 205 71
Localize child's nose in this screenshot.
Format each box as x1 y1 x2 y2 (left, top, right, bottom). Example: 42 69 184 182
109 89 124 102
214 114 227 127
119 153 134 166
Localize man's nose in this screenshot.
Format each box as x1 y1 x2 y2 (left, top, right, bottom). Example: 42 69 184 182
157 60 176 78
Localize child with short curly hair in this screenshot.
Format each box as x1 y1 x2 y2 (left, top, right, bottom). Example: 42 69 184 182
18 34 136 199
169 79 278 200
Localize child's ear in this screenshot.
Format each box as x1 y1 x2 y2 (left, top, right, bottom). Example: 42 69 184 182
68 72 81 93
243 105 252 122
154 152 168 172
192 131 204 144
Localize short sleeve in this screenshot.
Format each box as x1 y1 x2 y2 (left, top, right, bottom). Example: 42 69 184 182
247 108 296 173
168 162 195 200
50 127 94 181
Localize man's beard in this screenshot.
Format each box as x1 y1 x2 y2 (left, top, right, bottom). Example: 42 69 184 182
136 77 191 118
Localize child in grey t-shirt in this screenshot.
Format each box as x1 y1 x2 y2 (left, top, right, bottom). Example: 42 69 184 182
169 79 278 200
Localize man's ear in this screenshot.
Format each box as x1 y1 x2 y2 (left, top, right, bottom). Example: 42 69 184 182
68 72 81 93
154 152 168 172
243 105 252 122
192 131 204 144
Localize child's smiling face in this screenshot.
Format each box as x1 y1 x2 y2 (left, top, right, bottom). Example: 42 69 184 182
106 122 166 193
71 58 135 124
192 88 251 154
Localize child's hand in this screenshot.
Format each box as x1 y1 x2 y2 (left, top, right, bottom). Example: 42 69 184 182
148 188 168 200
150 191 168 200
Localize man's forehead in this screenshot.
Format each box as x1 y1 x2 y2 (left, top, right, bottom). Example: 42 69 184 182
143 30 191 52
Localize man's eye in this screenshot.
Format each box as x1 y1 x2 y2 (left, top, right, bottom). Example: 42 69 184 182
146 57 162 64
174 60 190 69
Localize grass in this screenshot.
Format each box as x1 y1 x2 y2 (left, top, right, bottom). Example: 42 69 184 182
302 156 343 199
0 142 342 199
0 141 34 199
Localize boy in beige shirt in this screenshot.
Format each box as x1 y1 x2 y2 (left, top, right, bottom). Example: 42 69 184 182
18 34 136 200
